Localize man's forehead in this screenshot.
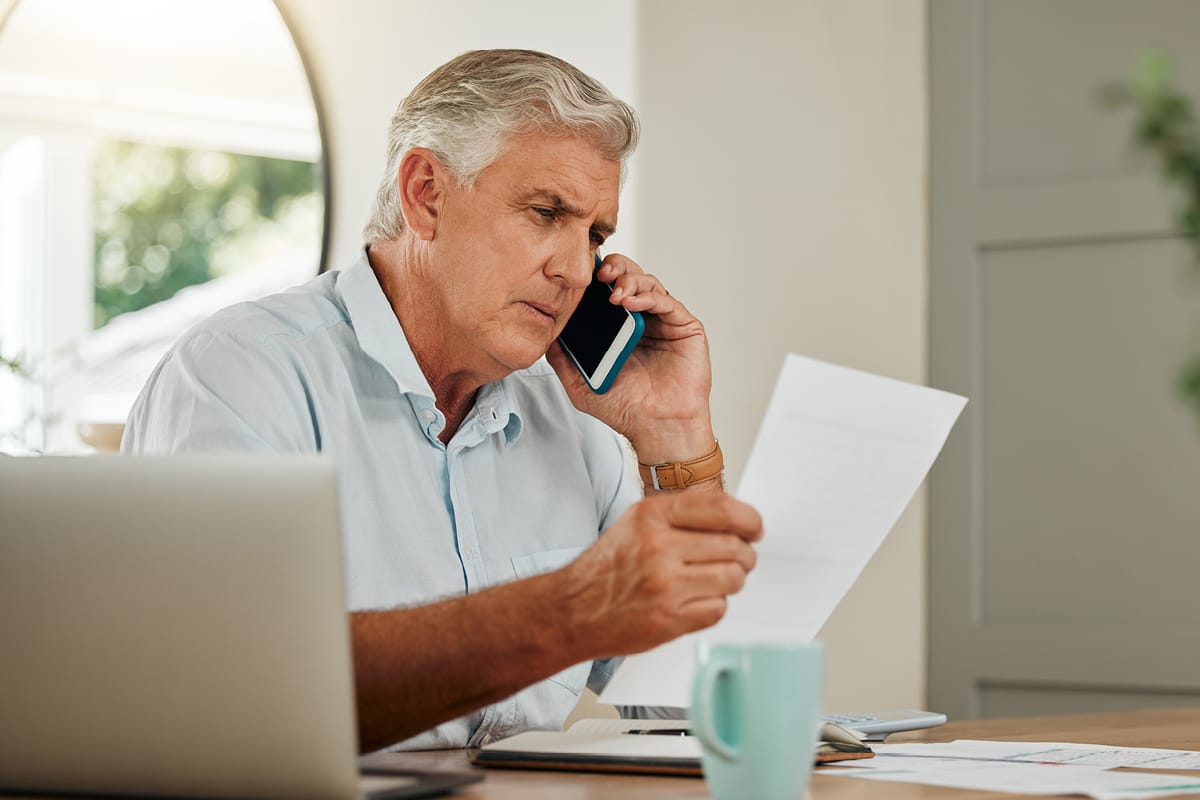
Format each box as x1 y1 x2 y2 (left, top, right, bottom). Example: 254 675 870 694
496 133 618 184
515 160 618 196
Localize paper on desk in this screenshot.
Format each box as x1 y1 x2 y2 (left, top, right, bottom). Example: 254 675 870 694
599 354 967 706
826 755 1200 799
875 740 1200 770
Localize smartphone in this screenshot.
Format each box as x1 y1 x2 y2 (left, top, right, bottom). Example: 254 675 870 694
557 254 644 394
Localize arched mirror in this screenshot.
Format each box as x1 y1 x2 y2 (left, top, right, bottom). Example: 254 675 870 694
0 0 328 453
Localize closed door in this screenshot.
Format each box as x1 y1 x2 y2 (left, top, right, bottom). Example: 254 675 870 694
930 0 1200 720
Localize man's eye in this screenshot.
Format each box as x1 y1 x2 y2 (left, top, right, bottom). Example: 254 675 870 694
533 207 557 220
590 231 605 247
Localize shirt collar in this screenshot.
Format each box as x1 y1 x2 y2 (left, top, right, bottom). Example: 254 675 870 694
337 250 433 396
337 249 524 446
476 379 523 446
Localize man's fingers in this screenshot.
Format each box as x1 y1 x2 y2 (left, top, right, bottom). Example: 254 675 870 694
676 561 750 599
599 255 692 322
672 531 757 572
606 272 698 329
619 290 687 321
596 253 644 282
609 272 665 302
676 596 728 633
650 492 764 542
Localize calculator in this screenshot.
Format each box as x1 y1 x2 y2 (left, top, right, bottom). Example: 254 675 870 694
822 710 948 741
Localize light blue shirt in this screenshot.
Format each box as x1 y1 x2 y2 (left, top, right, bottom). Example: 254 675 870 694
122 252 643 749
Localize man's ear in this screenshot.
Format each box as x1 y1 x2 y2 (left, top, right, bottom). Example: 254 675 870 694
397 148 446 241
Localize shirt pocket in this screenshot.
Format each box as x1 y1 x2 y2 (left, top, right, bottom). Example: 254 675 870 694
510 545 591 695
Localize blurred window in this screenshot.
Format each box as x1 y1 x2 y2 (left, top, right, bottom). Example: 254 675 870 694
92 140 321 328
0 0 326 452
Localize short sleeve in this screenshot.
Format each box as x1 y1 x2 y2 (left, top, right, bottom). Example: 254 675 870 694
578 416 641 533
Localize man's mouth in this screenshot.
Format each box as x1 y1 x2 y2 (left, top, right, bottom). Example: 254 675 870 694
520 301 560 322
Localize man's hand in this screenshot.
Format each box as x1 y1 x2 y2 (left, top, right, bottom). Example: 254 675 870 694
553 492 764 658
547 253 716 466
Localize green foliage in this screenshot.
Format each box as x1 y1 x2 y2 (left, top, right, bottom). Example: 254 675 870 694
1103 50 1200 422
92 140 321 328
1 347 29 378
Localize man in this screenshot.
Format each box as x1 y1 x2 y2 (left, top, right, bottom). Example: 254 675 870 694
123 49 763 752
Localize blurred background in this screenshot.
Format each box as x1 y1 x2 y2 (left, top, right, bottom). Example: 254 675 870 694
2 0 1198 723
0 0 324 453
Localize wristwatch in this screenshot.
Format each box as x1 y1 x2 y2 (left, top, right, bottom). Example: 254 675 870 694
638 442 724 491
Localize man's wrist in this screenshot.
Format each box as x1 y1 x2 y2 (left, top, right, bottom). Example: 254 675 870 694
628 417 716 465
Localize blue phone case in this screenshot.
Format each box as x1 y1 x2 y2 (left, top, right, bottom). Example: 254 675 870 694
591 308 643 394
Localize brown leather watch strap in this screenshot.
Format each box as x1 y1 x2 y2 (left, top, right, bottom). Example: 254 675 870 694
638 442 724 491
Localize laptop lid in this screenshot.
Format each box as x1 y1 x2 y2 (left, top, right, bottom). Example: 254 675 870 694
0 455 365 800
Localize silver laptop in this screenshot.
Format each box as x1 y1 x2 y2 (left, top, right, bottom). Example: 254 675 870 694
0 455 480 800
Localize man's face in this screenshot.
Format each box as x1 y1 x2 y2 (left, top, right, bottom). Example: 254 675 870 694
424 133 621 375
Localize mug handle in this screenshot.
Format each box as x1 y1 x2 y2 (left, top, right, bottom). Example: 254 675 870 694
691 650 742 762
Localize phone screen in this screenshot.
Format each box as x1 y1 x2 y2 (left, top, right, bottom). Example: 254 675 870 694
558 275 631 376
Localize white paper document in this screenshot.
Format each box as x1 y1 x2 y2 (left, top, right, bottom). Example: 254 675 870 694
599 354 967 706
826 755 1200 799
875 740 1200 771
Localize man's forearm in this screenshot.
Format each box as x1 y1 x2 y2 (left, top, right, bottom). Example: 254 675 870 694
351 489 762 752
351 570 581 752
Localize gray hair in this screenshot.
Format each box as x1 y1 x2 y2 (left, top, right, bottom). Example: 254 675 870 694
362 49 640 245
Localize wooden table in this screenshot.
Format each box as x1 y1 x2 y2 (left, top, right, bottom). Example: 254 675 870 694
373 707 1200 799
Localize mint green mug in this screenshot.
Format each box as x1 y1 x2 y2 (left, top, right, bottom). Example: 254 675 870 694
691 641 824 800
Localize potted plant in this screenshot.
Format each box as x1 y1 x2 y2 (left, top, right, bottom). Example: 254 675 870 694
1103 50 1200 422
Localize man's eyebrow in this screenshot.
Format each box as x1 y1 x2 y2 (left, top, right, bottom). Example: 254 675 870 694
523 190 616 237
592 218 617 238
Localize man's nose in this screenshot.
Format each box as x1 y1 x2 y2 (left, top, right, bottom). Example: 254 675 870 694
547 245 593 290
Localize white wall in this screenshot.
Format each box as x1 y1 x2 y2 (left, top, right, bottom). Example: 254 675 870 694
635 1 929 712
278 0 929 713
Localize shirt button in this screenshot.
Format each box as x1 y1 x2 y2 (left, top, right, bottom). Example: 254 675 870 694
422 409 436 422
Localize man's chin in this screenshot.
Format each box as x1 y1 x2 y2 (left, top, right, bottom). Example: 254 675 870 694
492 341 553 375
